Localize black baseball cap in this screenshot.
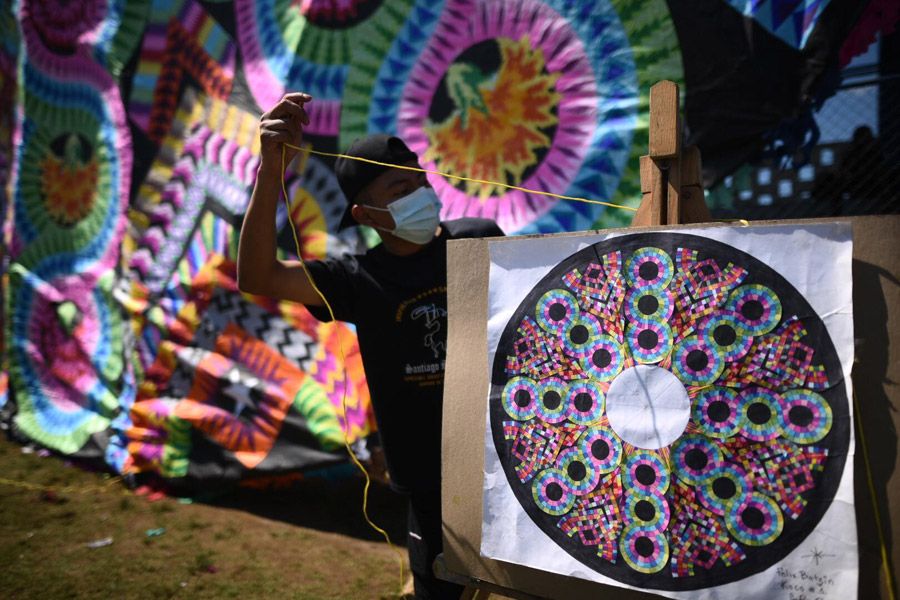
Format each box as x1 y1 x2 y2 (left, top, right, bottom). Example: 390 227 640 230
336 134 419 229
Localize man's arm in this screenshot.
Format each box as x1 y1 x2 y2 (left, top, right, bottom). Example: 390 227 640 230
237 93 324 306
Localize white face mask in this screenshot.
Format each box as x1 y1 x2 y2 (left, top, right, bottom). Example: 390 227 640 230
365 186 442 244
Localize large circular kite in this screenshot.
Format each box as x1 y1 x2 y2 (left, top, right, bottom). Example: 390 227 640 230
397 0 636 234
489 232 849 590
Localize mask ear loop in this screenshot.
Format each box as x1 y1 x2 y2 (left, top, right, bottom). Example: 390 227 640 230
279 144 407 596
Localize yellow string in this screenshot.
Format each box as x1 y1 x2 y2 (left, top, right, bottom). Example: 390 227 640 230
283 142 638 213
853 390 897 600
280 145 407 595
713 218 751 226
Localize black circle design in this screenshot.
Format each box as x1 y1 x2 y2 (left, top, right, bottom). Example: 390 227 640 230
490 232 850 590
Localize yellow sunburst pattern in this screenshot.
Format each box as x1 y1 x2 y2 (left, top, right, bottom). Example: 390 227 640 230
423 36 560 200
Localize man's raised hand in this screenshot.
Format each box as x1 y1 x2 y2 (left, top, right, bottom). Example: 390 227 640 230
258 92 312 169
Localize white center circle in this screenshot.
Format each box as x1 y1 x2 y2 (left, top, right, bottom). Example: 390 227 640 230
606 365 691 449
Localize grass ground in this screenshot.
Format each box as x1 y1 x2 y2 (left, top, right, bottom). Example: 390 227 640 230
0 435 418 599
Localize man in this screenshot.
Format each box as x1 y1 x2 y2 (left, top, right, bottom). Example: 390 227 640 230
237 92 504 599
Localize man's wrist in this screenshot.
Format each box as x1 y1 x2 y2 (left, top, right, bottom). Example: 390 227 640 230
257 156 284 179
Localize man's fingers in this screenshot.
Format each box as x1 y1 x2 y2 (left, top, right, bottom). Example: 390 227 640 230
260 120 302 145
264 99 310 127
282 92 311 103
260 118 294 131
258 94 310 155
262 131 299 147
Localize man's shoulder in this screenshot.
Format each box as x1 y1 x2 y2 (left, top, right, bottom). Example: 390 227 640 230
307 250 365 280
443 217 504 239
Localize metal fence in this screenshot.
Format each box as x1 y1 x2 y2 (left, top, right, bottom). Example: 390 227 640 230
706 33 900 221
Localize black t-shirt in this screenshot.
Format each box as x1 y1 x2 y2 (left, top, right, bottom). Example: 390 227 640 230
306 218 504 493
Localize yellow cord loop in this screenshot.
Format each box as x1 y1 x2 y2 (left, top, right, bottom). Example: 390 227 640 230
280 145 407 594
283 142 638 212
853 390 897 600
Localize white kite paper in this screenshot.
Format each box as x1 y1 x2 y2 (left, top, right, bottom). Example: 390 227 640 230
481 223 856 599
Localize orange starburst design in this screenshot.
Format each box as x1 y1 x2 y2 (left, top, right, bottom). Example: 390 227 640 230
424 36 561 200
40 155 98 225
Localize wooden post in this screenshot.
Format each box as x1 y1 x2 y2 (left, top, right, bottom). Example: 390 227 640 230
632 81 711 226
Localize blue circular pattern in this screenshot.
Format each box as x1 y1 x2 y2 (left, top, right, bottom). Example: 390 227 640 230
671 434 724 486
566 380 605 425
692 387 742 439
626 319 673 364
501 376 539 421
672 336 724 386
581 334 624 382
778 389 833 444
533 467 576 516
536 289 580 334
739 387 783 441
622 450 670 494
579 425 623 474
624 285 675 322
535 377 569 423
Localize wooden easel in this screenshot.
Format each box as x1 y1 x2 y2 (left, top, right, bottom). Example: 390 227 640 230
450 80 712 600
631 80 710 227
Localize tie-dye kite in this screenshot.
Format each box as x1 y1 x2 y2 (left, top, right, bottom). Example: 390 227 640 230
0 0 877 488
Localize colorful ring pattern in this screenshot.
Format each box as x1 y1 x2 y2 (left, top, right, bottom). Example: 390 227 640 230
672 336 725 386
562 313 603 359
620 523 670 574
623 450 670 494
625 247 674 289
697 463 752 516
536 288 580 334
535 377 570 424
557 445 601 496
698 311 754 362
624 490 671 529
738 387 783 442
502 376 540 421
533 467 576 516
727 284 782 336
778 389 833 444
692 387 742 439
581 334 625 382
624 285 675 322
579 425 623 474
671 434 724 486
726 493 784 547
566 380 605 426
626 319 673 364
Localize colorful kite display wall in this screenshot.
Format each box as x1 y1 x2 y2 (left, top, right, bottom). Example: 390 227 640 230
0 0 877 489
481 223 856 598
